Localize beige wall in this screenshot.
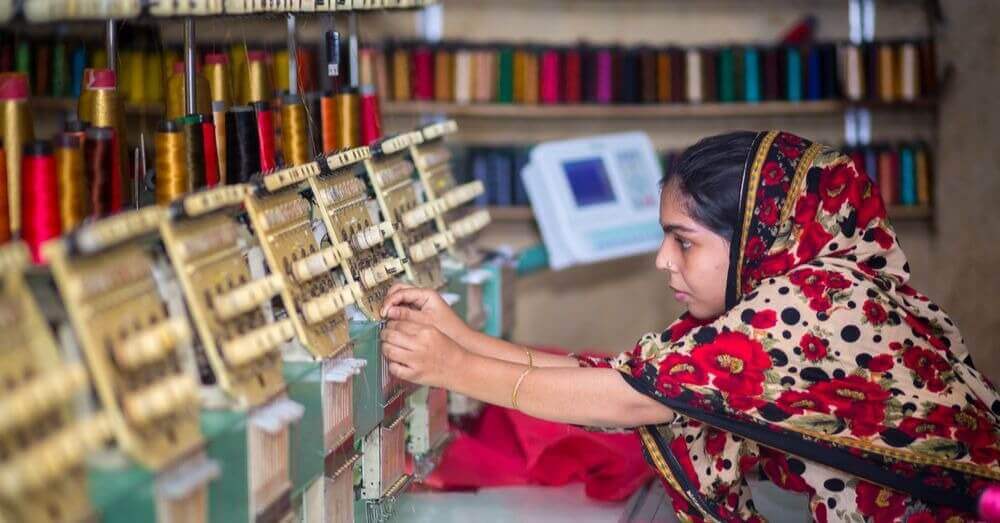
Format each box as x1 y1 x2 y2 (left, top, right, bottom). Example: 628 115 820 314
432 2 1000 381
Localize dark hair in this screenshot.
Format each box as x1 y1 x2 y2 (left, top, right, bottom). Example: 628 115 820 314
662 131 758 242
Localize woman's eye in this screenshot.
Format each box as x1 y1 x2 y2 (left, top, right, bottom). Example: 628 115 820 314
676 237 692 250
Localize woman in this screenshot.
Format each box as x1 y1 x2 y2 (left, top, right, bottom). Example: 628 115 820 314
379 131 1000 522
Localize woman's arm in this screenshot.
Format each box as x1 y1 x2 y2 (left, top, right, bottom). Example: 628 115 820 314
381 285 579 368
381 320 675 428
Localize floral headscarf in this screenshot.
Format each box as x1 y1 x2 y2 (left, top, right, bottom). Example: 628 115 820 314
582 131 999 519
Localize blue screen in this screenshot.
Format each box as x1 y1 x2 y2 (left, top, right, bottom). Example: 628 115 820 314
563 157 616 207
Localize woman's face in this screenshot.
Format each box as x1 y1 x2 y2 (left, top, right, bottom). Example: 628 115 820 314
656 179 731 320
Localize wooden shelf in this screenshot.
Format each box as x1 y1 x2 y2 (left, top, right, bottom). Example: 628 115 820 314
489 205 932 222
383 100 937 120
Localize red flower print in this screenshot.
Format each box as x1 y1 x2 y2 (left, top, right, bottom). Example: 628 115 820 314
799 333 828 361
762 454 813 494
728 394 766 411
796 221 833 262
794 193 820 226
790 268 827 298
855 482 906 523
900 345 950 391
870 226 895 250
905 511 937 523
705 428 728 456
813 503 827 523
761 161 784 186
825 272 851 290
657 353 708 397
867 354 894 372
898 416 950 440
691 331 772 397
927 406 997 460
758 250 794 277
665 314 711 343
669 436 701 490
810 376 889 436
750 310 777 329
863 299 888 325
758 197 779 226
904 313 948 352
853 180 886 229
818 163 860 214
776 390 830 415
746 236 767 261
739 455 759 473
778 141 802 160
808 296 832 312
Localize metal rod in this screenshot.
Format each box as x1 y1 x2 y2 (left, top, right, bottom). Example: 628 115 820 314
106 19 117 72
287 13 298 96
348 12 359 89
184 17 197 115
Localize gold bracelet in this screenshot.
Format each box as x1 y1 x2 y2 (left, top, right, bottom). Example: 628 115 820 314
524 347 534 367
511 366 534 411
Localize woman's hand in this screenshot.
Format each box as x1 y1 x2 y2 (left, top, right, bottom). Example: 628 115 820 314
380 284 472 346
380 320 467 389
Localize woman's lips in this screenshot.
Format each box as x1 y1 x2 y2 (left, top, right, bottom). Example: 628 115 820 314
672 288 690 303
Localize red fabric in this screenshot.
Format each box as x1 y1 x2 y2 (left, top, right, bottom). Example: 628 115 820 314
424 405 653 502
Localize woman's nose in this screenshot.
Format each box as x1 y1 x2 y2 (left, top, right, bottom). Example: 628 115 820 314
655 239 673 272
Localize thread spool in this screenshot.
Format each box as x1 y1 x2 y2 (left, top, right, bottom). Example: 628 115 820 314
563 47 582 104
21 141 60 263
762 47 780 101
224 106 260 184
181 115 206 191
122 49 145 105
434 45 453 102
877 147 898 204
915 144 930 205
390 44 410 102
372 46 389 103
296 47 317 94
145 49 163 104
899 42 919 102
359 47 377 91
453 46 473 105
878 43 896 102
155 120 187 204
304 92 323 157
212 101 227 183
702 48 718 102
0 40 12 72
253 101 276 171
539 47 561 105
918 40 936 98
55 133 88 230
51 41 68 98
520 48 539 104
14 40 30 78
412 45 434 101
806 46 823 101
359 86 382 146
167 61 211 120
640 48 657 104
843 44 864 101
1 73 33 234
744 47 761 103
87 69 124 212
320 94 338 153
899 145 916 205
274 50 290 94
280 94 310 166
821 44 838 100
670 48 686 103
0 143 8 243
594 48 613 104
785 46 803 102
246 50 272 104
84 127 114 218
336 89 360 149
685 49 703 104
70 46 86 98
204 52 232 105
201 117 220 187
655 49 671 103
496 46 514 104
619 48 641 104
717 47 735 103
865 43 880 101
